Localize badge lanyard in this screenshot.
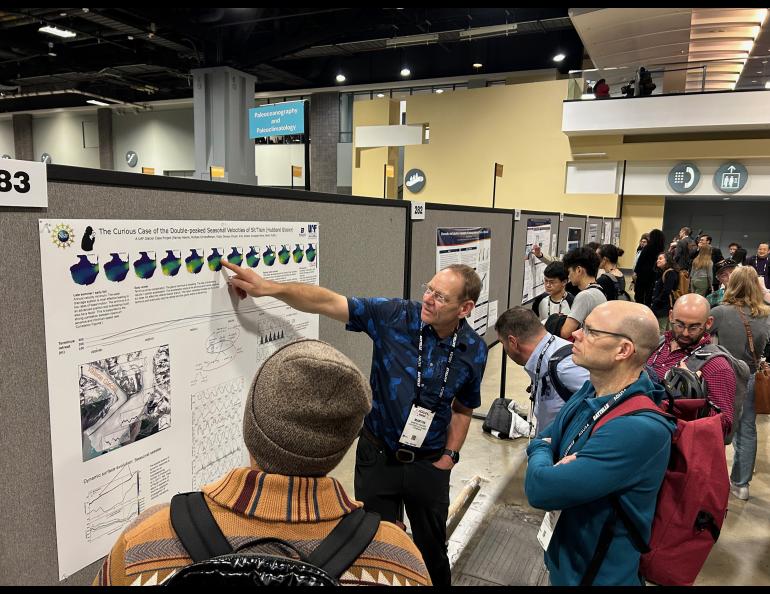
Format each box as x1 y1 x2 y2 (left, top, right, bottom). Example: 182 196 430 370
401 322 459 448
416 321 459 409
548 298 564 317
529 335 556 442
561 387 629 459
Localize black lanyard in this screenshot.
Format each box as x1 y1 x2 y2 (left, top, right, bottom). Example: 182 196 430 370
416 321 459 409
562 387 630 458
531 335 557 405
548 297 565 316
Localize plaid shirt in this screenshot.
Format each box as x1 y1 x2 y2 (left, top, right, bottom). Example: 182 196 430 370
647 331 734 436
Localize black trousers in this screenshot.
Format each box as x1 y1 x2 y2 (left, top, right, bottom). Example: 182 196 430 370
354 435 451 587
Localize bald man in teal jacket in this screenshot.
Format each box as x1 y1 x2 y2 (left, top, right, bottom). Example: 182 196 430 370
525 301 676 586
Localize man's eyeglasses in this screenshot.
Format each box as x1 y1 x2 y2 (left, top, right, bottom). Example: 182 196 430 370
671 321 706 333
421 283 452 305
543 279 562 286
582 324 633 342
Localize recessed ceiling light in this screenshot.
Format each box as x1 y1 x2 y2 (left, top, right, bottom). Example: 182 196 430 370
86 99 110 106
472 62 483 68
376 93 385 98
127 35 134 40
435 89 444 93
47 52 57 57
400 67 411 77
553 53 566 62
335 73 346 83
39 24 76 38
59 12 67 16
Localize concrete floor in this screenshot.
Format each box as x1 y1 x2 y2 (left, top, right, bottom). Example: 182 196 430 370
330 341 770 586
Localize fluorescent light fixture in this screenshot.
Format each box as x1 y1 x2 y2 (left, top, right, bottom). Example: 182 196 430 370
48 52 57 57
458 22 517 40
335 73 346 83
435 89 444 93
385 32 439 48
400 67 411 77
472 62 483 68
553 53 566 62
39 24 76 38
376 93 385 98
86 99 110 106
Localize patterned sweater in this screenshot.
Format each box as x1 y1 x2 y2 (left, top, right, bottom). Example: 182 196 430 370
93 467 431 586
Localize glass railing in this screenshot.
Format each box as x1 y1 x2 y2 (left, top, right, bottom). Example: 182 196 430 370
566 57 770 101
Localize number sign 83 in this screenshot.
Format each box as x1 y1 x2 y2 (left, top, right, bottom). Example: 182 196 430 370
0 169 31 193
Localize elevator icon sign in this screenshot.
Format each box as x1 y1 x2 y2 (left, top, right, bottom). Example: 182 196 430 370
714 162 748 194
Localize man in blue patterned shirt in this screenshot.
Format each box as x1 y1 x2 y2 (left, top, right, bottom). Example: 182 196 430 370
222 260 488 586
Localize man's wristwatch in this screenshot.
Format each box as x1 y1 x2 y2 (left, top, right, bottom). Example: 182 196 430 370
443 449 460 464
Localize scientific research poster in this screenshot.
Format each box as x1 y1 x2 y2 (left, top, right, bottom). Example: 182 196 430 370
436 227 491 335
522 218 552 303
603 220 613 244
587 223 599 244
567 227 583 252
39 219 319 579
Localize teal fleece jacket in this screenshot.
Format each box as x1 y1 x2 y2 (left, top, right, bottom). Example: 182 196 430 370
525 371 675 586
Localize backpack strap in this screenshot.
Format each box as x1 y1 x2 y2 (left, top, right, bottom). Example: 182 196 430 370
308 507 381 579
581 395 670 585
170 492 233 563
171 493 380 579
547 344 576 402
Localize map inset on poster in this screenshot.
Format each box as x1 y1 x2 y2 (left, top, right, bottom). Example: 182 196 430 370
39 219 319 580
80 345 171 461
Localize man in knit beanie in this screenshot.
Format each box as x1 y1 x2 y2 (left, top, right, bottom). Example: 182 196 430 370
222 260 488 587
94 340 431 586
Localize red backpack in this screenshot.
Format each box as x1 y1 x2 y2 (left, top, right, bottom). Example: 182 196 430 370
587 396 729 586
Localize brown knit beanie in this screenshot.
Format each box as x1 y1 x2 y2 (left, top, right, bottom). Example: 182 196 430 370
243 339 372 477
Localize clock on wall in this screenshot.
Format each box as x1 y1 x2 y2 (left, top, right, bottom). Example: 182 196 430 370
126 150 138 168
41 153 52 164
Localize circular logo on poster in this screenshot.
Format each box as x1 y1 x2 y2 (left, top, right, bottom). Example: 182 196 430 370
405 168 426 193
714 162 747 194
126 150 139 168
667 162 700 193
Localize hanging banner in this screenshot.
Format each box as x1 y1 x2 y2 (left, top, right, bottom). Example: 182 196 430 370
38 218 319 579
436 227 491 335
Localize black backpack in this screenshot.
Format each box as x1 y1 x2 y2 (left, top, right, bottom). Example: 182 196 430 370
165 492 380 586
546 344 578 402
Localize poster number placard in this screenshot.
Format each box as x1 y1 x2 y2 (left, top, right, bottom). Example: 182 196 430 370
0 158 48 207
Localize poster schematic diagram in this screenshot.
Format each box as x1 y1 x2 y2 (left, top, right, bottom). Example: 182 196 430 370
80 345 171 461
39 219 319 580
522 218 552 303
567 227 583 252
436 227 491 335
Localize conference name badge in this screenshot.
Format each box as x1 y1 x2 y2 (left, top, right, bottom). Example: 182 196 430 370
398 405 435 448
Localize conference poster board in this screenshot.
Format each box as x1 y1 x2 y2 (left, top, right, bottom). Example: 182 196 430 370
39 218 319 579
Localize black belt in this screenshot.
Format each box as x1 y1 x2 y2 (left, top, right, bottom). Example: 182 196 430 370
360 425 443 464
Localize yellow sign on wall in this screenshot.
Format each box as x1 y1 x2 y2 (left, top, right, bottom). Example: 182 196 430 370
291 165 303 178
141 167 155 175
385 164 395 178
210 165 225 178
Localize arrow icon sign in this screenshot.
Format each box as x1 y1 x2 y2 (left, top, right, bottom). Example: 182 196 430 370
728 166 736 172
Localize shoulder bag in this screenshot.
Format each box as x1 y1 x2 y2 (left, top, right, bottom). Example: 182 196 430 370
735 307 770 414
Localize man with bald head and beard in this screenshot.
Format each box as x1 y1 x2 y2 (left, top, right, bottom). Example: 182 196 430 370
525 301 676 586
646 293 736 438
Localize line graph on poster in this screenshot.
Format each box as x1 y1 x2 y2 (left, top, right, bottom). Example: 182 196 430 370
85 464 142 543
78 301 287 349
